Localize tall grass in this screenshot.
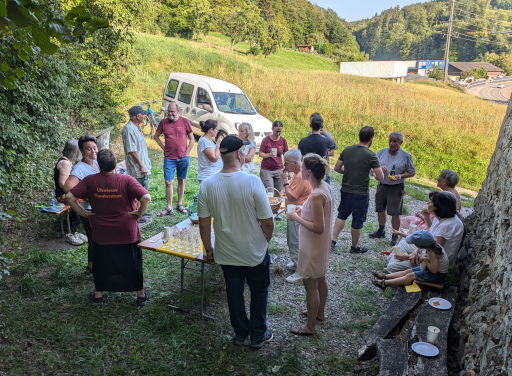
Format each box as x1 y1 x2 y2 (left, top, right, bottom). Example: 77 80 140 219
126 32 505 190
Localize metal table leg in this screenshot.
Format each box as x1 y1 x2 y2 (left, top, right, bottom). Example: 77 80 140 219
66 211 71 235
168 258 186 312
59 214 64 238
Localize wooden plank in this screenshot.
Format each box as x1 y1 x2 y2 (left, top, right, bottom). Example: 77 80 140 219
410 286 457 376
376 338 409 376
357 286 422 361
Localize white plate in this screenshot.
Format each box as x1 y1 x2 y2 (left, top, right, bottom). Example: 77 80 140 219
412 342 439 357
428 297 452 310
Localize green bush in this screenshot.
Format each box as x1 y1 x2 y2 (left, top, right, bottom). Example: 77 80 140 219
248 46 261 56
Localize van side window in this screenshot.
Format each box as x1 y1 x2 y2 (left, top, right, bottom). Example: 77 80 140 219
165 79 179 98
195 87 212 107
178 82 194 104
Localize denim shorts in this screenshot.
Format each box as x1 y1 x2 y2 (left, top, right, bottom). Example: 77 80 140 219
136 176 149 190
337 191 369 230
412 266 447 284
164 157 189 181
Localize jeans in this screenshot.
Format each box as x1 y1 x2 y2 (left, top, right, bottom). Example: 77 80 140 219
220 251 270 343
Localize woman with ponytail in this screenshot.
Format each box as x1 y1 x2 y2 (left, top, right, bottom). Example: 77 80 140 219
197 120 223 184
286 153 334 336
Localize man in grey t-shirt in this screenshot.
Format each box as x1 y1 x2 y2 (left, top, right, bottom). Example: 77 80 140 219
122 106 152 222
369 131 415 246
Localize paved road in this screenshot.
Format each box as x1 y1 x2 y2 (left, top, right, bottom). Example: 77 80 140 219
467 80 512 105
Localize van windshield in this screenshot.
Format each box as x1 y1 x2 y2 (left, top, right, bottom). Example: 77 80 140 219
213 92 256 115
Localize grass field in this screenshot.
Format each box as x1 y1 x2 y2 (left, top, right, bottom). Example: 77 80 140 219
125 32 505 191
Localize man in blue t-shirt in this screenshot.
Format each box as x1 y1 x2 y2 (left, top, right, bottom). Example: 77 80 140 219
298 113 337 184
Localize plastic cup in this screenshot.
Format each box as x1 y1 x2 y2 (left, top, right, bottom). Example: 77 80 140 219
267 191 274 198
287 204 296 213
393 246 401 256
272 148 277 156
427 326 440 345
163 226 172 243
420 261 427 271
409 224 417 234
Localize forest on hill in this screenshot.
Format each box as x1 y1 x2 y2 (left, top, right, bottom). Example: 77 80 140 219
350 0 512 71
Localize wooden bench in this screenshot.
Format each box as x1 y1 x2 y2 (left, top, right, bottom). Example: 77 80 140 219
41 205 72 237
371 286 457 376
358 286 422 361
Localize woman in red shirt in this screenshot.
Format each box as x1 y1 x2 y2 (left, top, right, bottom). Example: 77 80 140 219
66 149 152 307
258 121 289 192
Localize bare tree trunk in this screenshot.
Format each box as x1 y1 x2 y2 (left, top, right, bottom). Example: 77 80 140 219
231 39 235 52
456 97 512 374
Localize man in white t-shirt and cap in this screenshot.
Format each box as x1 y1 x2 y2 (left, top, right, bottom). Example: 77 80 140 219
198 135 275 349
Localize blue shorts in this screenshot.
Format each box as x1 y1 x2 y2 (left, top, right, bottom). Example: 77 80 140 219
337 191 369 230
412 266 447 284
164 157 189 181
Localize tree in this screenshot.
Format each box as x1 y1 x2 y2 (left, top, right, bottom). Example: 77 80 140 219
0 0 108 90
218 4 258 51
427 65 444 80
189 0 212 40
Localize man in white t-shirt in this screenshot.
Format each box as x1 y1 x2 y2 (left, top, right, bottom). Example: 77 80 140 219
198 135 275 349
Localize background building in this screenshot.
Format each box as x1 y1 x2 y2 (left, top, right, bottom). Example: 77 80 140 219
447 62 503 80
339 61 408 83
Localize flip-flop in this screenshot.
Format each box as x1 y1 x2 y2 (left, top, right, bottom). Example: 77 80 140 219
176 204 188 214
291 326 316 336
301 310 327 322
157 208 174 217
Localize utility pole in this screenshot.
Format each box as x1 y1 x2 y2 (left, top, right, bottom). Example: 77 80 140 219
443 0 455 81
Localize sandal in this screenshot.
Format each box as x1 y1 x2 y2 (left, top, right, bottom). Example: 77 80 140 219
291 325 316 336
302 310 327 322
371 276 387 290
371 270 386 280
157 208 174 217
176 204 188 214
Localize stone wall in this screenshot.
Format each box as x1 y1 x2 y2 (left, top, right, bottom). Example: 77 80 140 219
456 101 512 375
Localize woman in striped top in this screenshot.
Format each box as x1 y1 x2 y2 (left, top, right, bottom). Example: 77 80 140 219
371 230 449 289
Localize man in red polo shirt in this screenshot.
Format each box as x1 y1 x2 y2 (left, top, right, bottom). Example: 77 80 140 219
154 102 195 216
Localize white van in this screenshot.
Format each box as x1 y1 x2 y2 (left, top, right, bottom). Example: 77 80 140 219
161 73 272 146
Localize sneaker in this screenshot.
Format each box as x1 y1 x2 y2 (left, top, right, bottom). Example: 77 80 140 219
251 329 273 349
138 216 149 223
136 290 151 306
234 335 249 346
286 262 296 269
390 235 398 246
75 232 88 243
142 212 152 217
285 272 302 283
88 292 103 307
350 246 368 254
66 233 83 246
369 230 385 239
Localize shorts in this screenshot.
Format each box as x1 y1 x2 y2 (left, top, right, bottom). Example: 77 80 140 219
375 183 404 216
337 191 369 230
164 157 189 181
136 176 149 190
412 266 447 284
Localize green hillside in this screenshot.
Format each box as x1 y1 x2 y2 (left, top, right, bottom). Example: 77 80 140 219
127 32 504 191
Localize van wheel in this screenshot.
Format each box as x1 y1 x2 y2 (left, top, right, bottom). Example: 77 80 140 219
216 130 227 142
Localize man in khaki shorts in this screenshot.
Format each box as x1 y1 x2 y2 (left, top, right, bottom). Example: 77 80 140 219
369 131 415 246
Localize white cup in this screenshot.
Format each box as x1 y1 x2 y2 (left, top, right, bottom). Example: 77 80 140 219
427 326 440 345
393 246 401 256
287 204 296 213
409 224 417 234
420 261 427 271
267 191 274 198
272 148 277 156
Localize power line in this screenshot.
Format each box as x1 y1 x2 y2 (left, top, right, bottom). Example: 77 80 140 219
454 9 512 25
451 24 512 36
443 32 511 47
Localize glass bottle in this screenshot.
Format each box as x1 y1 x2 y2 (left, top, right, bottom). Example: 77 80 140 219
189 195 198 219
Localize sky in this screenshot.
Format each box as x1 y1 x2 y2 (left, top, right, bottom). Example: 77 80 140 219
313 0 429 22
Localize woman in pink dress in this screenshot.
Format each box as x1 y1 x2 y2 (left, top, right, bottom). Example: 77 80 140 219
286 153 334 336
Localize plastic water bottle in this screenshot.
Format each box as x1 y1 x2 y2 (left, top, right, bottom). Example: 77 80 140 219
49 190 56 207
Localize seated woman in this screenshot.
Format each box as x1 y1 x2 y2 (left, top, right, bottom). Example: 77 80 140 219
386 191 463 273
371 230 449 289
401 169 462 231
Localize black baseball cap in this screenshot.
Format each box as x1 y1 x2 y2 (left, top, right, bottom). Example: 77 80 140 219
128 106 148 117
220 135 250 154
